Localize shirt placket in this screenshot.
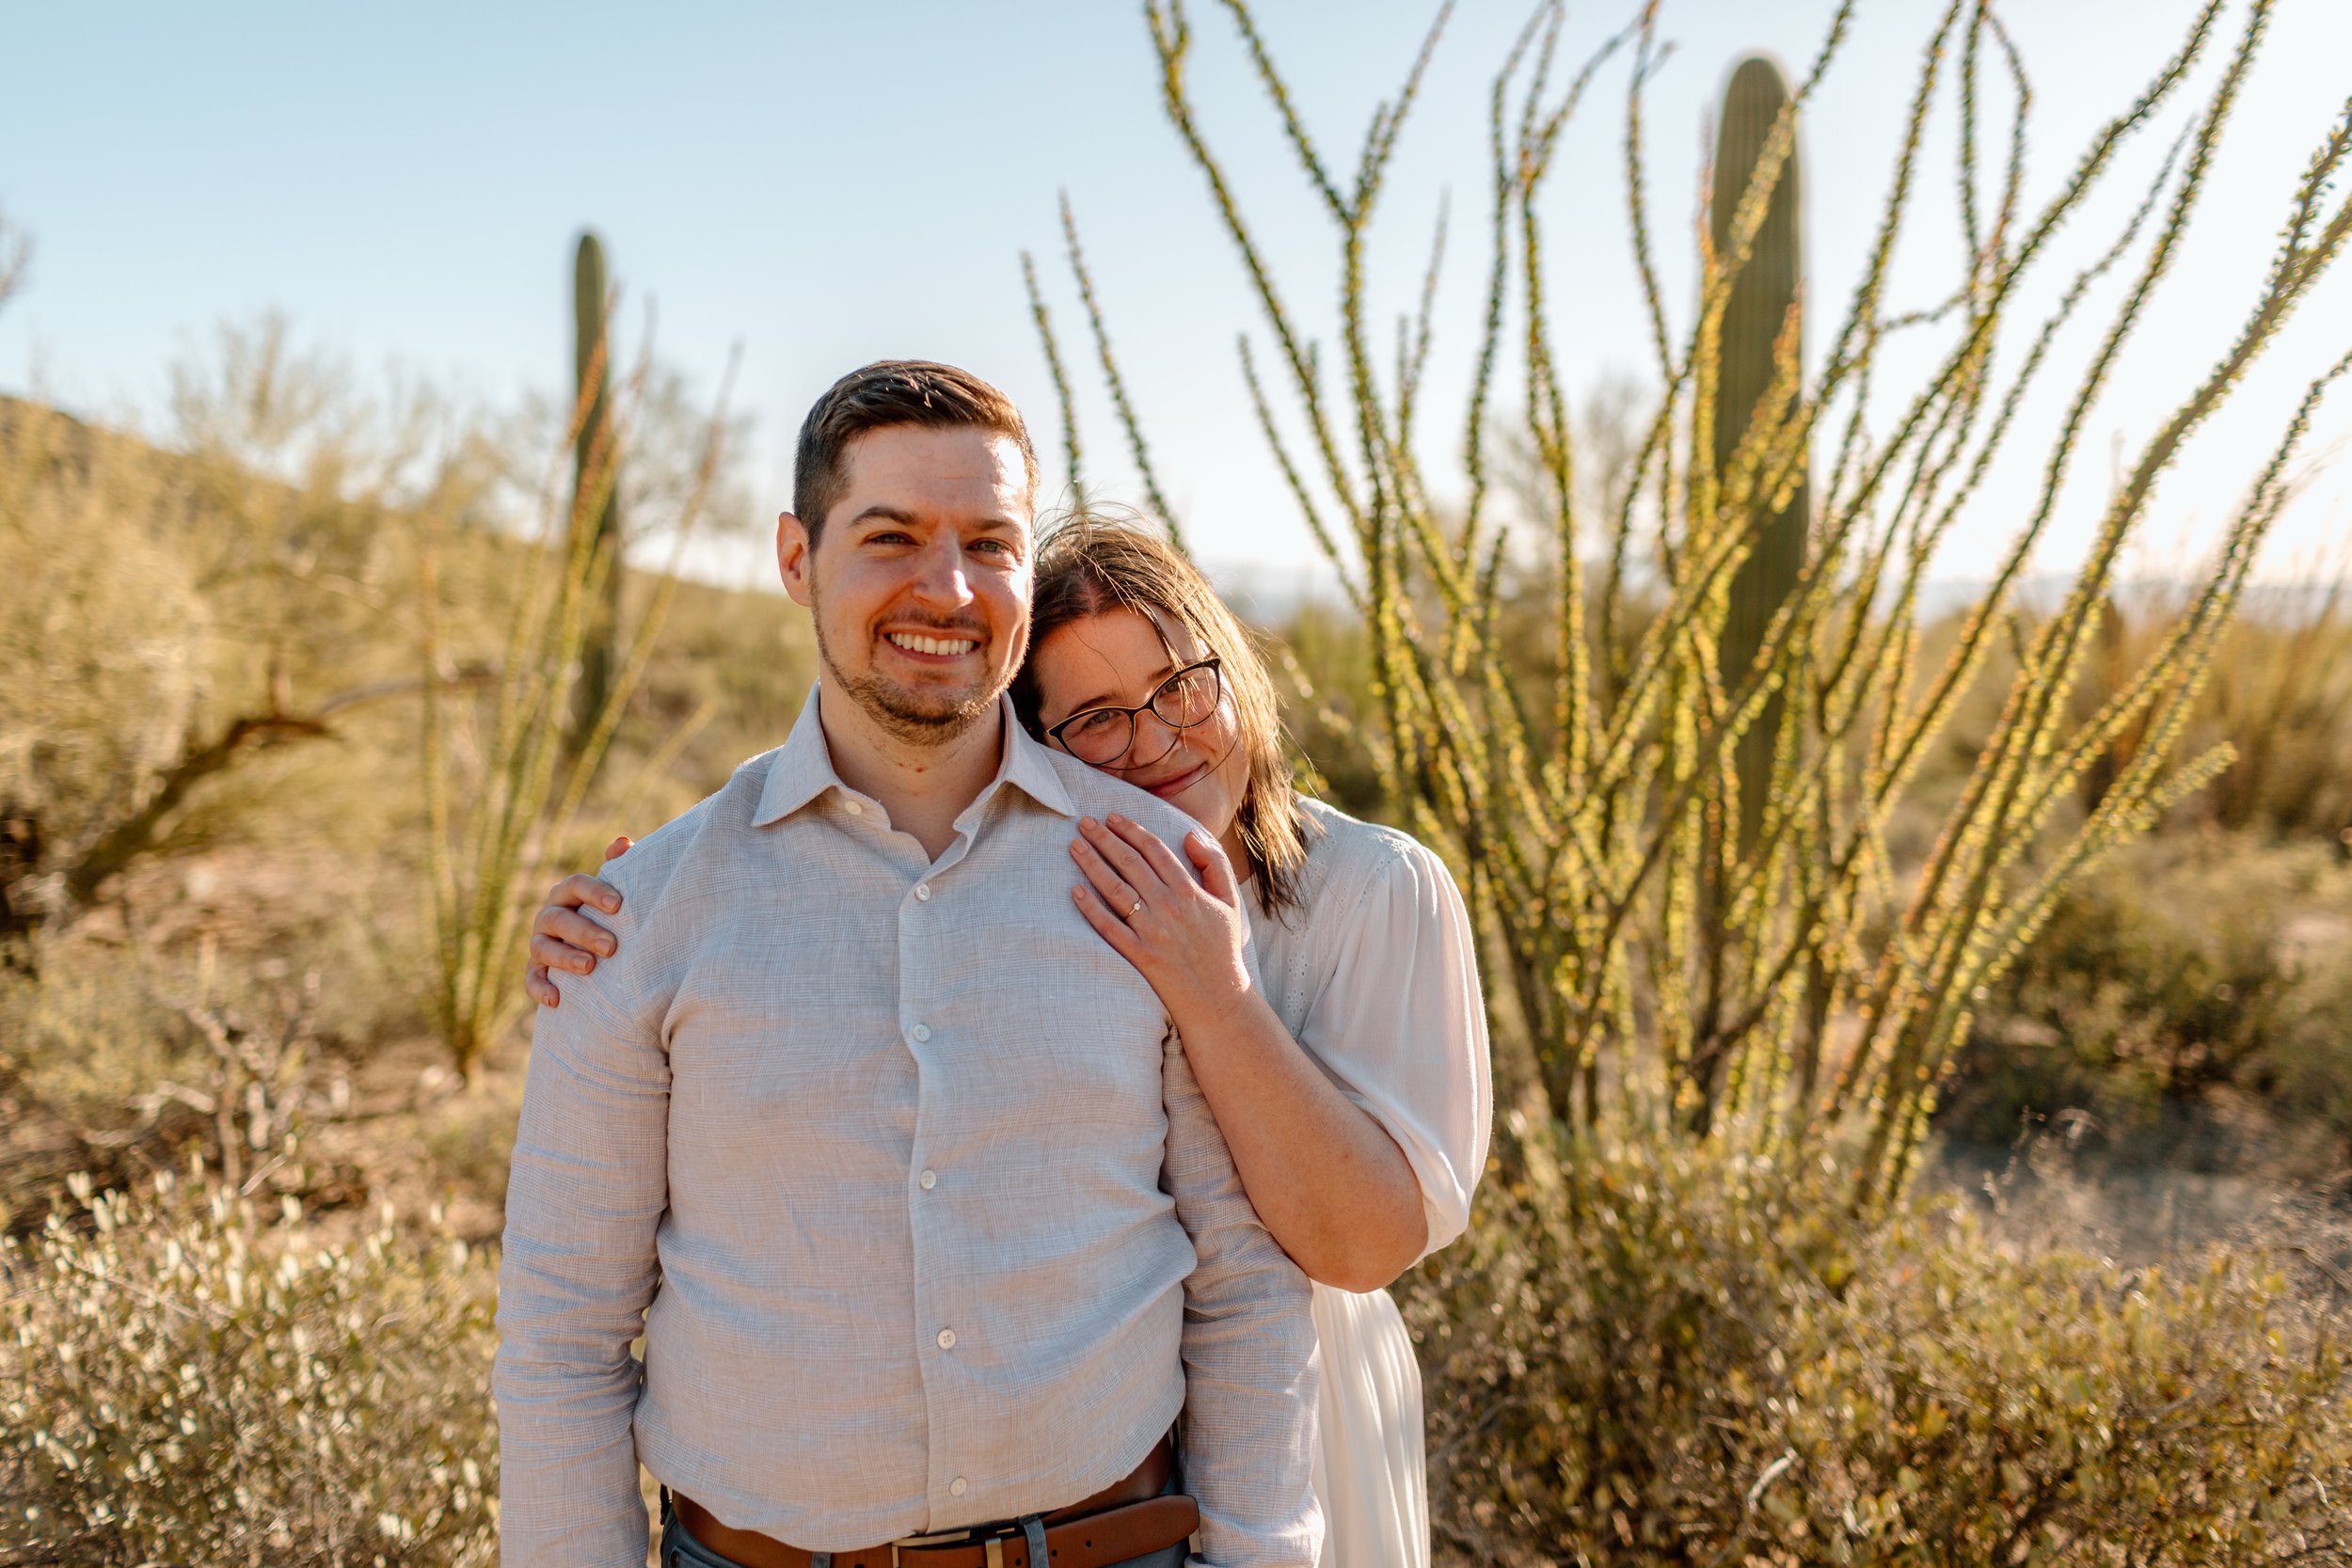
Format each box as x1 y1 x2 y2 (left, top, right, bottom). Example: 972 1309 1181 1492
902 807 986 1523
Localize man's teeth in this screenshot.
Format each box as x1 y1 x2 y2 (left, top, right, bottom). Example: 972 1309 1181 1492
886 632 977 657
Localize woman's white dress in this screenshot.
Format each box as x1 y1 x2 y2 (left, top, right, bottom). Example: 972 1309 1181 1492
1242 800 1492 1568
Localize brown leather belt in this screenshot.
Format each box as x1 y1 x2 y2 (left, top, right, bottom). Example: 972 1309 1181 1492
670 1434 1191 1568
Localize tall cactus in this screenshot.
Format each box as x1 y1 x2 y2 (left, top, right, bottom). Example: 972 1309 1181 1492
1710 56 1809 854
569 230 623 755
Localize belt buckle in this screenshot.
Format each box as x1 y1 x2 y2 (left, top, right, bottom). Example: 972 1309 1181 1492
885 1529 971 1567
892 1519 1025 1568
889 1526 1011 1568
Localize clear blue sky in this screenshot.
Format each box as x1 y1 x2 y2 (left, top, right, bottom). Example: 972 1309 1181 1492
3 1 2346 590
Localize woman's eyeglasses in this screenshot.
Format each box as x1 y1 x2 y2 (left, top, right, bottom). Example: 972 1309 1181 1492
1044 658 1225 768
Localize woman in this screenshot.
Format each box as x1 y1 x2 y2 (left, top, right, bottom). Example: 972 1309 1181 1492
525 515 1491 1568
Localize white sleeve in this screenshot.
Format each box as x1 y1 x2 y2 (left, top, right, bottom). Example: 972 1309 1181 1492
1161 1025 1324 1568
1294 838 1492 1259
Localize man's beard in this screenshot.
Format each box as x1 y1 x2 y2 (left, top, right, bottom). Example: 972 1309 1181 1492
811 601 1002 745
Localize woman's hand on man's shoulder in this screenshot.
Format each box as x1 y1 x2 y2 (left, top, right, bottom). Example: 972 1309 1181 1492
523 836 633 1008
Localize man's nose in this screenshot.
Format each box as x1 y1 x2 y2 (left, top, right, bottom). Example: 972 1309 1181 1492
908 535 975 607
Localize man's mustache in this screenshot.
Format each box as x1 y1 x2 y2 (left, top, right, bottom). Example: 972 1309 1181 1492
875 617 988 639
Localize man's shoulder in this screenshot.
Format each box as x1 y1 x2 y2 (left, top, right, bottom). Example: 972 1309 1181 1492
597 747 783 911
1041 752 1203 847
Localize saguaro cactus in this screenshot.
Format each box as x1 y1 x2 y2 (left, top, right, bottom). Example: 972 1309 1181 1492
569 230 623 754
1710 55 1809 854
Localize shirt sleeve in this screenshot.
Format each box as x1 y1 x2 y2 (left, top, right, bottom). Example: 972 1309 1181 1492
1160 1027 1324 1568
1296 837 1492 1259
493 913 672 1568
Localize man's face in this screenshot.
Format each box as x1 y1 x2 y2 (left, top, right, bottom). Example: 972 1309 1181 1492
777 424 1034 743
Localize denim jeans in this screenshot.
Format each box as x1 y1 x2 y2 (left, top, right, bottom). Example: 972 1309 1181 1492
657 1499 1189 1568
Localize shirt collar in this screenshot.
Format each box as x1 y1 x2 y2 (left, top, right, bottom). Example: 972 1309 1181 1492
996 705 1079 819
749 686 840 826
752 684 1077 828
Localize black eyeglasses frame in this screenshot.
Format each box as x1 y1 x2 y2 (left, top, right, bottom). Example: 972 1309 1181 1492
1042 657 1226 769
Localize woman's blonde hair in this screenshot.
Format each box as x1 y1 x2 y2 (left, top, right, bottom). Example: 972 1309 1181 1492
1012 510 1312 918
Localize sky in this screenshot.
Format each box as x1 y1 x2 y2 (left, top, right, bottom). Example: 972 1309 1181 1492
3 1 2348 598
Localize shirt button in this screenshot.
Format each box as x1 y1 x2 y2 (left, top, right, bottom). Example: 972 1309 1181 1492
912 1023 932 1043
919 1169 937 1191
937 1328 957 1349
949 1477 968 1497
914 882 931 902
843 799 863 816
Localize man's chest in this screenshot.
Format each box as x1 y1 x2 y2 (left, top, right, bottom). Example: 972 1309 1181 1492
653 831 1172 1157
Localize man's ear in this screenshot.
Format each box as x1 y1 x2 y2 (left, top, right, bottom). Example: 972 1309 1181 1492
777 511 814 609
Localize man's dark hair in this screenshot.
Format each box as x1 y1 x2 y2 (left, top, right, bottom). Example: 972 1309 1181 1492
792 360 1038 542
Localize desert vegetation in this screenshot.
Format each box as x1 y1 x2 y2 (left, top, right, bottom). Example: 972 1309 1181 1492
1039 0 2352 1558
8 1 2352 1564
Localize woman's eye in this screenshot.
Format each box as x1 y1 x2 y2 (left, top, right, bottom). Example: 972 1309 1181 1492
1071 710 1123 736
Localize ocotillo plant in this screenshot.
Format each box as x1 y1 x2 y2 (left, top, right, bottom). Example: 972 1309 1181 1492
1089 0 2352 1212
420 293 731 1082
1710 55 1808 860
569 230 625 757
1023 193 1188 551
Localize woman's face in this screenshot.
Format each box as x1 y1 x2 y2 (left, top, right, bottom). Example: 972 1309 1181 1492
1029 607 1252 842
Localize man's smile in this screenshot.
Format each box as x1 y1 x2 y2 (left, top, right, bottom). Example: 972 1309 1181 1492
882 629 980 659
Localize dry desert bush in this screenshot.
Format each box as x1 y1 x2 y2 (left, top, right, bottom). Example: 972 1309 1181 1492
1403 1131 2352 1565
1 1168 501 1568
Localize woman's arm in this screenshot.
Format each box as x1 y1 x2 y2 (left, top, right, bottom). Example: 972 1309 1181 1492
522 836 633 1008
1071 816 1428 1292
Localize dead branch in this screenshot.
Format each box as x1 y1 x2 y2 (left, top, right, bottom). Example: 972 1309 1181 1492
58 663 496 909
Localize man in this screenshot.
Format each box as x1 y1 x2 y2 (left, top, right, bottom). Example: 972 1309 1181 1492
494 361 1321 1568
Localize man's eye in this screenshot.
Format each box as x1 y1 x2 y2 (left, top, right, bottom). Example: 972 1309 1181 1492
970 538 1014 557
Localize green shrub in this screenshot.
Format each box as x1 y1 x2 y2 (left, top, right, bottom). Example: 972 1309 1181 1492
1 1170 500 1567
419 1085 520 1214
2066 586 2352 843
2260 952 2352 1149
1404 1134 2352 1565
0 925 377 1227
1942 835 2352 1157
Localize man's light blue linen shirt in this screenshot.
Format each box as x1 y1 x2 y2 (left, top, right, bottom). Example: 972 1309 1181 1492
494 689 1321 1568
